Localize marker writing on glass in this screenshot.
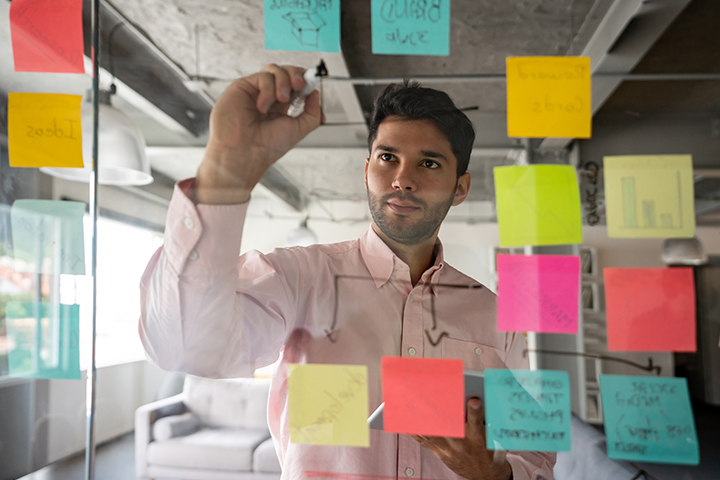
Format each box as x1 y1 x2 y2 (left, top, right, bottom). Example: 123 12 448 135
287 59 328 118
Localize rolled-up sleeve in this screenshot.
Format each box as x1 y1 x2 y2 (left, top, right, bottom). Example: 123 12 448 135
503 332 557 480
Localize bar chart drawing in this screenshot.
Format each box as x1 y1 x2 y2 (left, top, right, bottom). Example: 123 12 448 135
604 155 694 238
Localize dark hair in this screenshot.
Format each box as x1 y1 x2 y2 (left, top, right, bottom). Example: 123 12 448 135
367 80 475 177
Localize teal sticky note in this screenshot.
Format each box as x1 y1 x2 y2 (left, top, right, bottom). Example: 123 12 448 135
264 0 340 52
600 375 699 465
6 302 81 380
484 369 571 451
11 199 86 275
371 0 450 55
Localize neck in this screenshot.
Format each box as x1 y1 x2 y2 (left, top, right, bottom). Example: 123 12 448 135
371 223 438 286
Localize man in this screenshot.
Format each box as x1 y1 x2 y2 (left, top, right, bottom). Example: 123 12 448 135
140 64 555 480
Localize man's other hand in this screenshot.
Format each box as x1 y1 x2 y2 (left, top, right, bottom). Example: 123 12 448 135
412 398 512 480
196 64 325 205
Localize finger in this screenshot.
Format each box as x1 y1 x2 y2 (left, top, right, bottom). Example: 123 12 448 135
261 63 292 103
277 64 308 91
294 90 324 136
466 397 485 440
254 72 278 114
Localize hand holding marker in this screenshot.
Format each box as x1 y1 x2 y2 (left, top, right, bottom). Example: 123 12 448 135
287 59 328 117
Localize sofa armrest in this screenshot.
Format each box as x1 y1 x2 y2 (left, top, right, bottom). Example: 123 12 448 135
135 394 187 478
153 412 200 441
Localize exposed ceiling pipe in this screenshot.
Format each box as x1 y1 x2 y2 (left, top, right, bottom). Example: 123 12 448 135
324 73 720 85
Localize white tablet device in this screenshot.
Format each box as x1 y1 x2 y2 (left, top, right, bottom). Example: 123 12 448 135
368 370 485 430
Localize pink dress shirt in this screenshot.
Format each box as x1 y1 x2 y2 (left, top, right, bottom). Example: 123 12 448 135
140 179 556 480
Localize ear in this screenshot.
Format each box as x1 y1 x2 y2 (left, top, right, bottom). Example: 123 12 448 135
452 172 471 206
364 158 369 190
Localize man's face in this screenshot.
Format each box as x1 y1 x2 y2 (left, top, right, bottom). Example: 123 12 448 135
365 116 470 246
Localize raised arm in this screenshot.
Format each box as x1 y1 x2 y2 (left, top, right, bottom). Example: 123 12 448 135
139 65 324 378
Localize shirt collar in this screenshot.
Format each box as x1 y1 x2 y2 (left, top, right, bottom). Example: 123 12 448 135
359 226 445 291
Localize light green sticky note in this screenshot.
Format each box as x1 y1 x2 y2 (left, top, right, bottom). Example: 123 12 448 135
6 302 81 380
494 165 582 247
11 199 86 275
604 155 695 238
288 363 369 447
264 0 340 52
371 0 450 56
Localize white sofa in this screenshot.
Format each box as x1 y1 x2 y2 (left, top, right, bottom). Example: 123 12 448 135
135 375 282 480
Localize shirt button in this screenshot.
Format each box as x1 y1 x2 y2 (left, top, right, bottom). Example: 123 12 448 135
408 347 416 356
408 294 414 302
188 250 198 260
405 467 414 477
475 347 483 355
184 217 194 229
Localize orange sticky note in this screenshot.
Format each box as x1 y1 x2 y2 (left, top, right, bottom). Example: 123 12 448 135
8 93 84 169
10 0 85 73
604 268 696 352
506 56 591 138
381 357 464 438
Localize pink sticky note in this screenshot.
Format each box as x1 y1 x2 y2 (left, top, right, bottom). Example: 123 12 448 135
381 357 464 438
10 0 85 73
604 268 696 352
497 254 580 334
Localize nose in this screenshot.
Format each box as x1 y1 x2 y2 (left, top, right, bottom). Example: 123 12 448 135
391 161 417 192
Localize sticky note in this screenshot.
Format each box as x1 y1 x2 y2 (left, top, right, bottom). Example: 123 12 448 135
6 302 81 380
11 199 86 276
506 57 591 138
8 93 84 168
494 165 583 247
10 0 85 73
600 375 699 465
497 254 580 334
382 357 464 437
604 268 696 352
288 363 369 447
264 0 340 52
604 155 695 238
484 369 571 451
371 0 450 55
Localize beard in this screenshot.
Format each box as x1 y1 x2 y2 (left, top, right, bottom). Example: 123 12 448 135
367 187 456 246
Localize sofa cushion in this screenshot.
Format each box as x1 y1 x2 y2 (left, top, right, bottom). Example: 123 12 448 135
184 376 271 430
147 427 270 471
253 437 282 473
153 412 200 441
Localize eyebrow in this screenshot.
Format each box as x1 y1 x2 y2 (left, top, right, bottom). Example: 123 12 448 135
374 145 449 163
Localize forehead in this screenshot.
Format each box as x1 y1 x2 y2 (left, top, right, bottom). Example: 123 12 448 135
373 116 455 158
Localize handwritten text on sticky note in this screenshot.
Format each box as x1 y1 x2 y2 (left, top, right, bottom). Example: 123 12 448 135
484 369 571 451
382 356 464 437
600 375 699 465
10 0 85 73
604 268 696 352
7 302 81 380
288 363 369 447
11 199 86 275
8 93 84 168
506 57 591 138
371 0 450 55
264 0 340 52
497 254 580 334
494 165 583 247
604 155 695 238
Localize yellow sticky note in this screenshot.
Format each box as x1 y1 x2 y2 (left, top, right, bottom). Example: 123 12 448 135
8 92 84 168
494 165 583 247
288 364 369 447
604 155 695 238
507 56 591 138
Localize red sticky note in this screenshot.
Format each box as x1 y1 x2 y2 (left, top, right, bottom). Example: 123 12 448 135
10 0 85 73
381 357 464 438
497 254 580 334
604 268 696 352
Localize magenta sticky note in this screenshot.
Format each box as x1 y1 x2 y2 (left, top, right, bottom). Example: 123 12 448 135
497 254 580 334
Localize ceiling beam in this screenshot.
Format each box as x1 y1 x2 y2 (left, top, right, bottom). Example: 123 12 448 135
538 0 693 151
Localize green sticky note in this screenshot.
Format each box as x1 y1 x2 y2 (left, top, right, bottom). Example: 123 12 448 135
484 369 572 452
494 165 582 247
288 363 369 447
371 0 450 55
11 199 86 275
264 0 340 52
604 155 695 238
600 375 699 465
6 302 81 380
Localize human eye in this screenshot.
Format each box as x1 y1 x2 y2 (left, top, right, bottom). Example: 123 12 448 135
422 159 440 169
379 152 395 162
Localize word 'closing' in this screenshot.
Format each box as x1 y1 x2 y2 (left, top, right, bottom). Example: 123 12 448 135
380 0 442 23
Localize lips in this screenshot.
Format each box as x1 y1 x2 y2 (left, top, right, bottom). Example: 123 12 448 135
387 201 420 214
